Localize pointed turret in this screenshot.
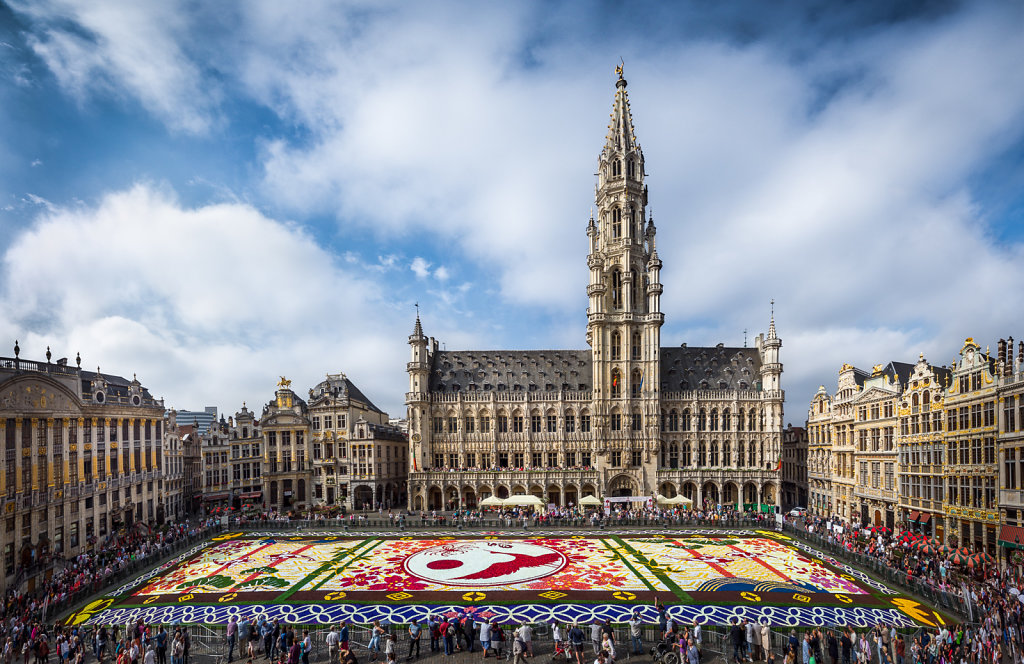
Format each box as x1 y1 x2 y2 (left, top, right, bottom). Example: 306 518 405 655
604 65 639 154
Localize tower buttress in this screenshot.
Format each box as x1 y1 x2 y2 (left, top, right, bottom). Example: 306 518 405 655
406 313 430 474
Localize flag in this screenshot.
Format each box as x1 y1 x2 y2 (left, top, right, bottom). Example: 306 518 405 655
413 456 418 472
775 456 782 472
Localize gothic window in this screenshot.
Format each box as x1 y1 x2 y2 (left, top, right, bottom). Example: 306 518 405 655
710 409 719 431
612 208 622 238
627 159 635 178
737 408 745 431
748 441 757 467
710 442 719 466
668 409 678 432
612 159 622 176
698 442 707 466
669 442 679 468
736 441 745 467
660 411 666 432
631 369 642 398
628 207 636 237
682 442 692 467
723 442 731 467
611 270 623 308
610 331 621 360
630 268 639 308
698 409 707 431
611 369 621 398
748 410 757 432
631 331 641 360
722 409 731 431
682 409 691 431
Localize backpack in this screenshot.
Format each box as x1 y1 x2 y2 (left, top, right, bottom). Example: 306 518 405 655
446 625 455 637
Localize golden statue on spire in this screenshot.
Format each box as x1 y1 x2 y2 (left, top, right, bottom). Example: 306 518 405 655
616 60 624 79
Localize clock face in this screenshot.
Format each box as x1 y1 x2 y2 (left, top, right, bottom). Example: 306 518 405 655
411 434 421 443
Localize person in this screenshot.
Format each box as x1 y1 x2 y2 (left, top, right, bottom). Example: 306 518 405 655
287 638 299 664
369 623 384 661
569 623 585 664
428 618 440 654
156 628 167 664
693 619 703 661
301 632 312 664
463 617 475 654
326 627 339 664
383 635 394 663
746 619 758 662
513 633 526 664
827 632 838 664
590 622 602 657
228 618 238 664
144 648 155 664
802 633 811 664
340 623 349 654
493 623 505 659
731 619 745 664
600 633 615 664
655 598 668 638
687 639 700 664
516 625 533 659
170 635 183 664
407 622 421 661
478 621 491 660
840 631 852 664
442 619 454 657
627 614 642 656
553 623 565 658
340 649 358 664
761 622 771 663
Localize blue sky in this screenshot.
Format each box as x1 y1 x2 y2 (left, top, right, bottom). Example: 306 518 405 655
1 1 1023 419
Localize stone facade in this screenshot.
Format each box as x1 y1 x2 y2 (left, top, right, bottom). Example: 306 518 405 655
996 338 1024 556
781 425 808 511
851 364 906 529
807 386 833 516
896 356 949 538
405 71 784 512
0 347 180 593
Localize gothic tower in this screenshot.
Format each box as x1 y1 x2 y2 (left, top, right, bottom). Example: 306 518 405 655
587 67 664 496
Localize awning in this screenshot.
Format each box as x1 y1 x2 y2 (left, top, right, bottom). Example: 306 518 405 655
908 511 920 522
202 492 230 501
998 525 1024 550
919 513 931 524
240 491 262 500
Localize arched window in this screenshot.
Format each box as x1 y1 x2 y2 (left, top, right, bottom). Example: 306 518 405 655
669 442 679 468
610 331 621 360
627 159 635 178
631 369 642 398
613 159 622 176
759 409 765 431
698 409 707 431
611 270 622 308
669 410 678 432
710 442 719 466
736 441 745 467
682 409 691 431
723 409 731 431
923 392 930 407
737 409 745 431
630 269 638 309
710 409 719 432
681 442 691 467
610 369 621 398
723 442 731 467
698 442 707 467
612 208 622 238
748 441 757 467
748 410 757 432
631 331 642 360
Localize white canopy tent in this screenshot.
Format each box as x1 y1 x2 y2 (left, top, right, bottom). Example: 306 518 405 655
579 495 603 507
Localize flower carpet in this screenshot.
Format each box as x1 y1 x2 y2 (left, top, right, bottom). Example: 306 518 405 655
67 529 949 628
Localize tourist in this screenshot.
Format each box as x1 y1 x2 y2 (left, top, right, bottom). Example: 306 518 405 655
428 618 439 654
512 633 527 664
569 623 585 664
687 638 700 664
478 621 491 660
627 613 642 656
760 622 771 663
463 615 475 654
406 621 421 661
731 619 745 664
590 621 602 657
325 626 339 664
493 622 506 659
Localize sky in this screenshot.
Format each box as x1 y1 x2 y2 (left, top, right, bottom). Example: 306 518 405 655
1 1 1024 421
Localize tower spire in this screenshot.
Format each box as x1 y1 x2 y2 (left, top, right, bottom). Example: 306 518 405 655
768 299 777 339
605 63 638 154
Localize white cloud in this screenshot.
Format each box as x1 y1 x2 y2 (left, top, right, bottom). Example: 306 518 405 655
433 266 449 282
410 256 431 279
10 0 219 134
0 184 417 414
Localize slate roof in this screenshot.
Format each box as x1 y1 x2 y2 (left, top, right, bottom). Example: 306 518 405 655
310 374 384 414
660 345 762 391
429 350 592 392
78 369 158 403
428 344 764 393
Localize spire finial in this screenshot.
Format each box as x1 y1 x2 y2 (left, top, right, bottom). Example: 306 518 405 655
412 303 424 338
616 59 624 80
744 329 748 348
768 299 777 339
13 340 18 359
75 351 81 368
46 346 51 363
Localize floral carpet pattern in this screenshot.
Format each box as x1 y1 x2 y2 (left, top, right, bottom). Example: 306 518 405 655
70 530 949 628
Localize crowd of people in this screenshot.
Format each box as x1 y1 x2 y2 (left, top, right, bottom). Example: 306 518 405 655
1 519 218 664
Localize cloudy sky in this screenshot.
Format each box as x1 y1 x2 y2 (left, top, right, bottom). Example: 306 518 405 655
1 1 1023 420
